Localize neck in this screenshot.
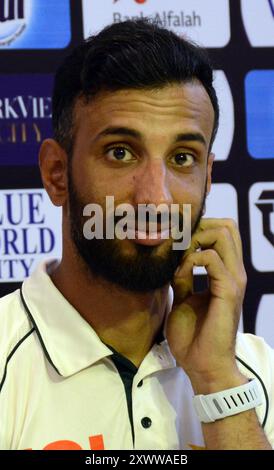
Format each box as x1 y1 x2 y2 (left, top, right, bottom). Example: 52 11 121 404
50 249 170 368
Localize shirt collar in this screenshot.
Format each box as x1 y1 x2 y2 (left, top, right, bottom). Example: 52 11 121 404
21 260 176 377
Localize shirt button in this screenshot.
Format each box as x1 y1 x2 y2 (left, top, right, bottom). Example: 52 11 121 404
137 380 143 388
141 417 152 429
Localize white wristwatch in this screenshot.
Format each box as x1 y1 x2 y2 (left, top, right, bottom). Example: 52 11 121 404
193 379 262 423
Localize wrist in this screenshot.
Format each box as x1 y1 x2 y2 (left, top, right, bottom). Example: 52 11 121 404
189 369 248 395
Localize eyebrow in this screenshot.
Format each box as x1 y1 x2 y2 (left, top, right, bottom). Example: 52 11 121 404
95 127 142 141
175 132 206 147
95 126 206 147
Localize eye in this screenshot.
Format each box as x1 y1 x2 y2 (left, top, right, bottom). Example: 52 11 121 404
171 152 195 167
106 146 134 162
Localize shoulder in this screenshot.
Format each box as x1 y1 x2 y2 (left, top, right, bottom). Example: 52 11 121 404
236 332 274 370
236 332 274 384
0 289 34 389
236 332 274 445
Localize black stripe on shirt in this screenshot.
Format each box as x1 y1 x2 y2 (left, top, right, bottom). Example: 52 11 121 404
0 327 35 393
106 344 138 446
20 288 61 376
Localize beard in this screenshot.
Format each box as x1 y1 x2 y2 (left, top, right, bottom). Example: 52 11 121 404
68 173 206 293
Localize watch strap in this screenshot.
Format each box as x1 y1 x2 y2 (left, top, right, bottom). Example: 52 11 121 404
193 378 262 423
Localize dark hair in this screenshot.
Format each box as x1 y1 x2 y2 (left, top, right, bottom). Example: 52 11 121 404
52 19 219 157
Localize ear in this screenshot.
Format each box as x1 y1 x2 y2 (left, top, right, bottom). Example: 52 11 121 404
39 139 68 207
206 152 215 196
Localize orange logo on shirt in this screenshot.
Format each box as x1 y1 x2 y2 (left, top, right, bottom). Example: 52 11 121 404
188 443 206 450
26 434 105 450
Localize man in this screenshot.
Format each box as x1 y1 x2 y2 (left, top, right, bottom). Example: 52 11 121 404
0 20 273 450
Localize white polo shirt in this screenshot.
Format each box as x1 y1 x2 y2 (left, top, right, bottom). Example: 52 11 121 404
0 261 274 450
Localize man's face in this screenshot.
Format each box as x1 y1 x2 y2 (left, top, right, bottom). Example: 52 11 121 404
67 82 215 292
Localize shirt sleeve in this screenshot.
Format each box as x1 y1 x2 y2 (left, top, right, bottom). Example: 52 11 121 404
236 332 274 449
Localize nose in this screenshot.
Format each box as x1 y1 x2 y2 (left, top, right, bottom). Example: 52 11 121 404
133 159 173 207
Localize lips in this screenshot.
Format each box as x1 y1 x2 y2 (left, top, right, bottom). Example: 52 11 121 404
126 224 173 246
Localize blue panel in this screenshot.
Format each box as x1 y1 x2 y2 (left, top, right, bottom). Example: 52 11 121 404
0 75 54 166
0 0 71 49
245 70 274 159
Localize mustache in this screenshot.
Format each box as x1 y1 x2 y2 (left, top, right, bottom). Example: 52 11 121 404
113 210 185 231
111 210 183 226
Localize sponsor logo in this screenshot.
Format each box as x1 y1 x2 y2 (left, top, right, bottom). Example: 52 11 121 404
211 71 234 161
256 294 274 348
245 71 274 159
0 0 29 46
26 434 105 450
82 0 231 48
255 191 274 247
0 75 53 166
0 189 62 282
241 0 274 47
249 183 274 272
0 0 71 49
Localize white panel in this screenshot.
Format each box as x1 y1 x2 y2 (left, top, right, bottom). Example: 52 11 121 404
241 0 274 47
0 189 62 282
205 183 238 222
212 71 234 162
82 0 231 47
